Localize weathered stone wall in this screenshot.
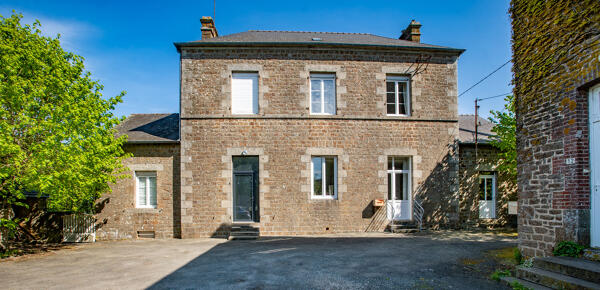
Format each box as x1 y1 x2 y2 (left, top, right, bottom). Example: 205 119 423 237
96 144 180 240
458 144 517 228
179 47 461 237
511 0 600 256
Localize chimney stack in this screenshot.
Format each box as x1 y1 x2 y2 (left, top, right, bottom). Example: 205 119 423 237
399 20 421 43
200 16 218 40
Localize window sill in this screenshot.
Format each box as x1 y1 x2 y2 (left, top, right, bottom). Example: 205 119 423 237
311 196 338 200
386 114 411 117
309 113 336 116
131 207 160 213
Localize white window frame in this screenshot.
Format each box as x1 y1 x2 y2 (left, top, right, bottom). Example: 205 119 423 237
310 156 338 199
309 73 336 115
386 76 411 116
231 72 259 115
387 157 412 201
479 173 496 202
135 171 157 209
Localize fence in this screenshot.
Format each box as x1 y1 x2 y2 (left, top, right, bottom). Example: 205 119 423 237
62 214 96 243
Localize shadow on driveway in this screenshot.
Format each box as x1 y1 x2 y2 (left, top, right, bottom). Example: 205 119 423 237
149 233 515 289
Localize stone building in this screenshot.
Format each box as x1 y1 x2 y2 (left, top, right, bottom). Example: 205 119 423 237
97 17 468 239
511 0 600 256
457 115 517 229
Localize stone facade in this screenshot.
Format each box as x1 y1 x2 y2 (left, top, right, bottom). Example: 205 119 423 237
96 144 181 240
178 47 462 238
511 0 600 256
458 143 517 228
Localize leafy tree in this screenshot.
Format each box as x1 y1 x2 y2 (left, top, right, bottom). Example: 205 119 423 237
0 13 129 244
488 94 516 178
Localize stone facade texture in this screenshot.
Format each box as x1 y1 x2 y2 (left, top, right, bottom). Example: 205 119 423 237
179 47 461 238
96 144 181 240
458 144 517 228
512 1 600 256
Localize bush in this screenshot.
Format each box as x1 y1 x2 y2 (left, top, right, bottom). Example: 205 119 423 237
513 248 522 264
553 241 584 257
490 269 511 281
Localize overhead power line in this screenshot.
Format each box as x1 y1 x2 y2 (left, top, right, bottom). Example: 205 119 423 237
477 92 512 101
458 59 511 98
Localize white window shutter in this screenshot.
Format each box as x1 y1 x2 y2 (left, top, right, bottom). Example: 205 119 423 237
232 73 258 114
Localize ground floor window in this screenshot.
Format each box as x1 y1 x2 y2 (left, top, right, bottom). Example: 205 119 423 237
388 157 410 201
311 156 337 199
136 172 157 208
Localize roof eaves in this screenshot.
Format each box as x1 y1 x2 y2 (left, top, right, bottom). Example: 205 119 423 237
174 41 465 54
124 140 180 145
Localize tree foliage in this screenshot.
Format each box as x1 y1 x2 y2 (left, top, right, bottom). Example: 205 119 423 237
489 95 517 178
0 12 129 223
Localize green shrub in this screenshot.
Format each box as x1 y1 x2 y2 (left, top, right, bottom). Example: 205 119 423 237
513 248 522 264
511 280 532 290
490 269 511 281
553 241 585 257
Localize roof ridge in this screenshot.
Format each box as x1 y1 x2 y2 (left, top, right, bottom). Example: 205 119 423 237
247 30 372 35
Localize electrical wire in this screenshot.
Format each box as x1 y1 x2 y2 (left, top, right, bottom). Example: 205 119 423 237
476 92 512 101
459 59 511 98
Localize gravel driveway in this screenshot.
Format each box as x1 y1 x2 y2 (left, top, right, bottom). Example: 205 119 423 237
0 231 515 289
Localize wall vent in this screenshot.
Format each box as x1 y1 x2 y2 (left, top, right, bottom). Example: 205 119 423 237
137 231 155 239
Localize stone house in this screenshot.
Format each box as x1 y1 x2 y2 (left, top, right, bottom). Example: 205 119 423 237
457 115 517 229
96 17 470 239
511 0 599 256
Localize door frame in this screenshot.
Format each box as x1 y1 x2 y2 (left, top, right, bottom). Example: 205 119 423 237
590 84 600 247
387 156 412 221
232 156 259 223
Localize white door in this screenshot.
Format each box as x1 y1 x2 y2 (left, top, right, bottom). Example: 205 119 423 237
387 157 412 221
479 173 496 219
590 84 600 247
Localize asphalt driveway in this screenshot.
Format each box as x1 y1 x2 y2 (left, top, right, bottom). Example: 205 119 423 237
0 231 515 289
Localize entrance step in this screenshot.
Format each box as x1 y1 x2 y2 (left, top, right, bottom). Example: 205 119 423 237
229 224 259 240
387 221 421 233
584 248 600 262
534 256 600 284
499 276 552 290
516 265 600 290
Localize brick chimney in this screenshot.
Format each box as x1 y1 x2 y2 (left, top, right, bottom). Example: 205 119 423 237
399 20 421 43
200 16 218 40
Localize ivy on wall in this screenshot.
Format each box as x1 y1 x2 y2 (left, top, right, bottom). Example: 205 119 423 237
510 0 600 114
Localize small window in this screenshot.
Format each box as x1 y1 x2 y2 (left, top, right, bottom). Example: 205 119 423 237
136 172 157 208
310 74 336 115
386 76 410 116
387 157 411 201
231 72 259 114
311 156 337 199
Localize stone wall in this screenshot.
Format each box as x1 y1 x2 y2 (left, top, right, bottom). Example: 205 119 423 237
95 144 180 240
458 143 517 228
511 0 600 256
179 47 461 237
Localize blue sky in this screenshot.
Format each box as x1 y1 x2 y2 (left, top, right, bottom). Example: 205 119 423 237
1 0 512 118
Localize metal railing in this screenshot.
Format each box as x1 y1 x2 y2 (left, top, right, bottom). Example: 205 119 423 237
413 198 424 231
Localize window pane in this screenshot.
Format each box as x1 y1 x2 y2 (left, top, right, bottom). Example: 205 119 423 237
399 104 406 115
388 157 394 170
486 178 493 201
388 173 392 200
395 173 405 200
387 92 396 104
386 81 395 94
394 158 404 171
479 178 486 200
312 157 323 196
323 80 335 114
325 157 335 196
148 176 157 206
387 104 396 115
311 80 322 113
137 177 147 206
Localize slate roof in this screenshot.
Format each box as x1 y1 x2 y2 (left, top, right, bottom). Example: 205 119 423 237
175 30 464 53
458 114 496 144
115 113 179 143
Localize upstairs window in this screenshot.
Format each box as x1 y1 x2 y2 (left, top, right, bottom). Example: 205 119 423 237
136 172 157 208
310 74 336 115
231 72 259 114
386 76 410 116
